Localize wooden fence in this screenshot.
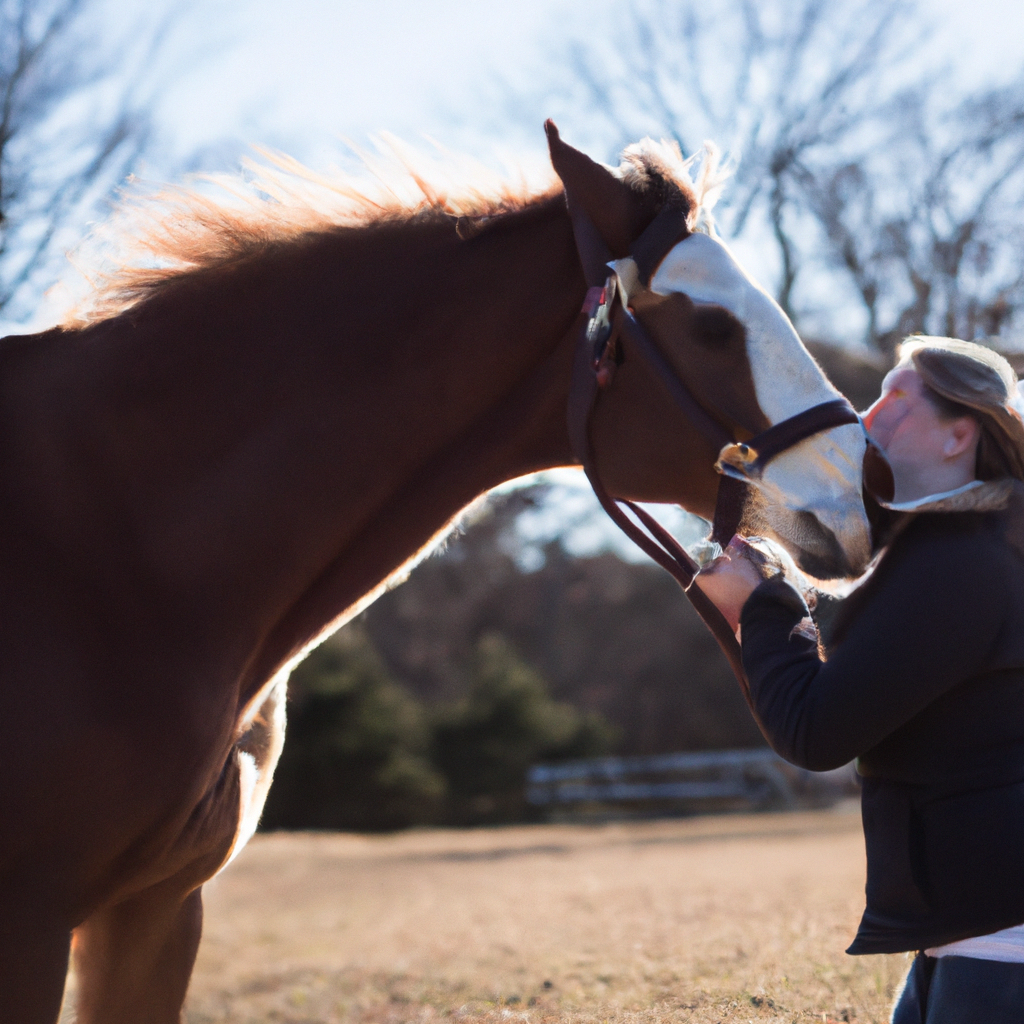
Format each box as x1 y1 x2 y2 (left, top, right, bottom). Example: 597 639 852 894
527 748 858 812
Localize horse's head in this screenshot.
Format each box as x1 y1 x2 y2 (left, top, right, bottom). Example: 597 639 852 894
547 123 875 580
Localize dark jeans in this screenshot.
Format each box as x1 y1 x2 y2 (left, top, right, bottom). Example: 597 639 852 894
892 952 1024 1023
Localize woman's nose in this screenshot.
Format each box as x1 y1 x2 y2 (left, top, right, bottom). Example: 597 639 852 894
861 389 897 434
861 398 884 433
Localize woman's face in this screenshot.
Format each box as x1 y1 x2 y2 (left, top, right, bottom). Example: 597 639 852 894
862 366 942 454
862 364 976 499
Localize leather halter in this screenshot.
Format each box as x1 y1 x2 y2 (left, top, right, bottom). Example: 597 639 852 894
564 202 873 701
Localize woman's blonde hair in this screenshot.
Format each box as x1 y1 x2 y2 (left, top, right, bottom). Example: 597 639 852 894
897 336 1024 481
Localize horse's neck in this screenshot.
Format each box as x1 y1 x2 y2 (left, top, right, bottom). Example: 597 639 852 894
12 198 583 697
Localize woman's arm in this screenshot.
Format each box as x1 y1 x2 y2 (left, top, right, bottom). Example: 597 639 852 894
705 526 1009 771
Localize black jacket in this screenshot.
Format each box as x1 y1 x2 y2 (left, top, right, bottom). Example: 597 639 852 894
739 479 1024 955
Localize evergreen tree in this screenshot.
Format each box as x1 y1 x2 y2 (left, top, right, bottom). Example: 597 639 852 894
261 627 444 832
432 633 615 824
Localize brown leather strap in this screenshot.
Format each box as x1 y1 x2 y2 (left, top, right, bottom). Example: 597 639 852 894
561 189 868 714
567 203 613 289
630 206 688 286
560 199 871 716
711 398 862 545
560 196 760 702
737 399 861 473
710 475 749 548
565 313 753 703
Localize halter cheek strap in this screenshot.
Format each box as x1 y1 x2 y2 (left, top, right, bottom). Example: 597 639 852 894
565 294 750 691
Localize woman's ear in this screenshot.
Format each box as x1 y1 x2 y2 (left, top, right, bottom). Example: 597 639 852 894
944 416 981 459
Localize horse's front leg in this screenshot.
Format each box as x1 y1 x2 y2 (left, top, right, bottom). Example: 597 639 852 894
0 899 71 1024
72 673 287 1023
72 879 204 1024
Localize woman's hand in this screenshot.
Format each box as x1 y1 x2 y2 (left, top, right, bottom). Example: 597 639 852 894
694 536 767 634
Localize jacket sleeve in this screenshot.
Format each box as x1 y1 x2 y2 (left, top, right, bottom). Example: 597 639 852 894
738 525 1010 771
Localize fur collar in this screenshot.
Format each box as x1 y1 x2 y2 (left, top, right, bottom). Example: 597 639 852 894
880 478 1016 515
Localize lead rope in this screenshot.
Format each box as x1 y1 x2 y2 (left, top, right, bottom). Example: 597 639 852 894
563 205 755 707
563 200 871 714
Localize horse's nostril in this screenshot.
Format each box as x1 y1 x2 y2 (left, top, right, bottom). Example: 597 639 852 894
787 510 852 580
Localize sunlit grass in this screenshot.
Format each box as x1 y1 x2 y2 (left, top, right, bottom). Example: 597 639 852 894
175 808 906 1023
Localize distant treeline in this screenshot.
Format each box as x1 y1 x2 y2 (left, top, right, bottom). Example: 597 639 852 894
262 627 615 831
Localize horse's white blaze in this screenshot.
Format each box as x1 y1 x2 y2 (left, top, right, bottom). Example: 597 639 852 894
644 232 872 570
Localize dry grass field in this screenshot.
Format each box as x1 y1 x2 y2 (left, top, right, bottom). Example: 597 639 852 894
66 806 910 1023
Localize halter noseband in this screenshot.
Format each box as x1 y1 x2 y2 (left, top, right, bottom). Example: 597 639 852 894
564 202 893 702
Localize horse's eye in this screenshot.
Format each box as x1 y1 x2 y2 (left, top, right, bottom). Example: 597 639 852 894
692 305 743 348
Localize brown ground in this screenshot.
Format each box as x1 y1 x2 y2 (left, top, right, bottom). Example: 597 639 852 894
68 806 911 1023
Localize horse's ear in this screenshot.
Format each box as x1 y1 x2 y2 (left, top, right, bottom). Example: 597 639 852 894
545 120 653 259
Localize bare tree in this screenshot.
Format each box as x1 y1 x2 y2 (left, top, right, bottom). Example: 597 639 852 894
0 0 176 319
804 84 1024 354
523 0 1024 354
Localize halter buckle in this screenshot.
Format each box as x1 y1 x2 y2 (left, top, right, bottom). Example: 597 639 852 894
715 440 762 481
586 275 620 388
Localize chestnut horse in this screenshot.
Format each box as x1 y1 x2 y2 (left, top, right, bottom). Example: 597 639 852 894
0 125 871 1022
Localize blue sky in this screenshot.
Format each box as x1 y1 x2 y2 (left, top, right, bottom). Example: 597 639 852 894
14 0 1024 561
109 0 587 173
138 0 1022 164
16 0 1024 338
82 0 1024 328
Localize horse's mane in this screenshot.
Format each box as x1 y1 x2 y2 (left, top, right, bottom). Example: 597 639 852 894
64 137 726 327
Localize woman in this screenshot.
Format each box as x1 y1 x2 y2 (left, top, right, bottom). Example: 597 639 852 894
697 336 1024 1023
